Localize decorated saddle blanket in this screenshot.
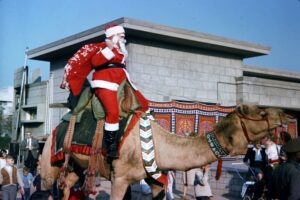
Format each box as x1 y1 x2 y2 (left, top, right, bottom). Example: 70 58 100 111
51 109 135 164
51 78 142 164
50 110 167 186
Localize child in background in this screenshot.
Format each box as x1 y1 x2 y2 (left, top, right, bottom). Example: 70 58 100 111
21 167 34 200
33 165 41 192
1 155 24 200
194 164 213 200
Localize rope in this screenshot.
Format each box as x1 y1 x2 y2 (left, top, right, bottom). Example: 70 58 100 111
83 120 107 194
63 115 76 153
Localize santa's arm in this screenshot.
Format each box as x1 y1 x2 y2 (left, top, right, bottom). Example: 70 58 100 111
91 47 115 66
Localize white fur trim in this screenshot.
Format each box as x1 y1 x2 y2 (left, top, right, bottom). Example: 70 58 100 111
123 69 137 90
105 122 119 131
90 80 119 91
105 26 125 38
101 47 115 60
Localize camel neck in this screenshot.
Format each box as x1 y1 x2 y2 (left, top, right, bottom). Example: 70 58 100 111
153 130 217 171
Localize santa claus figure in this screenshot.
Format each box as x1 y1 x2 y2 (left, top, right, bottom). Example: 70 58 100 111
61 25 149 160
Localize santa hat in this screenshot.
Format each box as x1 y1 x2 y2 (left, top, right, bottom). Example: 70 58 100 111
105 25 125 38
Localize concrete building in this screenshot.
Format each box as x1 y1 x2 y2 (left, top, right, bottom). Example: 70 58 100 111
25 17 300 197
27 17 300 134
13 67 48 141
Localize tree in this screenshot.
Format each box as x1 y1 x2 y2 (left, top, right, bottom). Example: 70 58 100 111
0 114 13 137
0 135 11 150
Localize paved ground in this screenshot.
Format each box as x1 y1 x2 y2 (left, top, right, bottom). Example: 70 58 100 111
11 162 243 200
92 178 240 200
1 178 239 200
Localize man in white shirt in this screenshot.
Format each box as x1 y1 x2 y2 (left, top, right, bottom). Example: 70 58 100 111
263 137 280 166
243 142 268 180
20 132 39 174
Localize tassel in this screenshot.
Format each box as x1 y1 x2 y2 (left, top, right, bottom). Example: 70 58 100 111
215 157 223 181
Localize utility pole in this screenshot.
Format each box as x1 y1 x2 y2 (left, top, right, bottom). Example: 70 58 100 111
14 47 29 159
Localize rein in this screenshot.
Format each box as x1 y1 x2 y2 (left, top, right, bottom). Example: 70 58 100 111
235 111 271 143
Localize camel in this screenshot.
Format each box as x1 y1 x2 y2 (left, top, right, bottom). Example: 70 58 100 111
39 103 289 199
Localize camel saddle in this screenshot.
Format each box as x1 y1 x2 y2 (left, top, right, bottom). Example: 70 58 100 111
62 79 141 122
59 79 142 154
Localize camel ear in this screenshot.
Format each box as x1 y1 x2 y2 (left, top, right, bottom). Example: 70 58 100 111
236 104 249 116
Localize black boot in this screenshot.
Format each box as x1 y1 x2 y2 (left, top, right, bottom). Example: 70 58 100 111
104 130 119 161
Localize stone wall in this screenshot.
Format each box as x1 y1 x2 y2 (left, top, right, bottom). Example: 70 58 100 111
126 40 242 106
47 38 300 131
237 76 300 108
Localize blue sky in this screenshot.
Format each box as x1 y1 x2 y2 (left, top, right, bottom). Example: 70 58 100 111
1 0 299 88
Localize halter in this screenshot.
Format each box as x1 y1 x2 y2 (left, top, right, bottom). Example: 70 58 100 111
205 131 228 158
235 111 271 143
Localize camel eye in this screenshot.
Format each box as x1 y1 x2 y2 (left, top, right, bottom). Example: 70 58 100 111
228 136 233 144
260 111 268 117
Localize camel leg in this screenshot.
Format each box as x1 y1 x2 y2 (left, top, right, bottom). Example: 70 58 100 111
61 172 79 200
40 134 60 190
110 177 130 200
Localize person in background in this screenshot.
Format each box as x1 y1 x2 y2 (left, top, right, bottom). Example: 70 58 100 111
278 131 292 162
166 171 175 200
194 164 213 200
263 136 281 167
243 142 268 180
0 149 5 190
182 132 198 199
30 190 53 200
32 166 41 192
243 142 268 200
182 168 198 199
21 167 34 200
262 136 282 199
271 138 300 200
0 155 24 200
0 149 7 169
140 179 151 195
20 132 39 175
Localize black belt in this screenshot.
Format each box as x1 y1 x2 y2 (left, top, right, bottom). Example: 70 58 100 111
95 63 126 71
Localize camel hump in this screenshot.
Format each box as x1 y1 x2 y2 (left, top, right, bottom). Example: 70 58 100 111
63 79 142 122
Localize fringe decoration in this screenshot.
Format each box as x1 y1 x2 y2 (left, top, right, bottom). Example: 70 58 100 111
63 115 76 152
83 120 105 194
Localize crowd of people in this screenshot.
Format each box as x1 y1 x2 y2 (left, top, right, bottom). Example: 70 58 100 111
242 132 300 200
1 133 300 200
0 147 47 200
162 131 300 200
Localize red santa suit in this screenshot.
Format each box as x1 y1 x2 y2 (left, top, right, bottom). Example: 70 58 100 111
61 25 148 132
90 41 148 131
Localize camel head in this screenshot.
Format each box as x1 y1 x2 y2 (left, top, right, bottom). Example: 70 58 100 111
216 104 289 156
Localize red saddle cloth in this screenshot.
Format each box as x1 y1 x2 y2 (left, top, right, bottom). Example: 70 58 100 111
50 112 142 164
50 112 168 186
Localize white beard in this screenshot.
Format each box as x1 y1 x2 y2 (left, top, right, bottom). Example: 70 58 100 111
112 35 119 45
119 39 128 59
